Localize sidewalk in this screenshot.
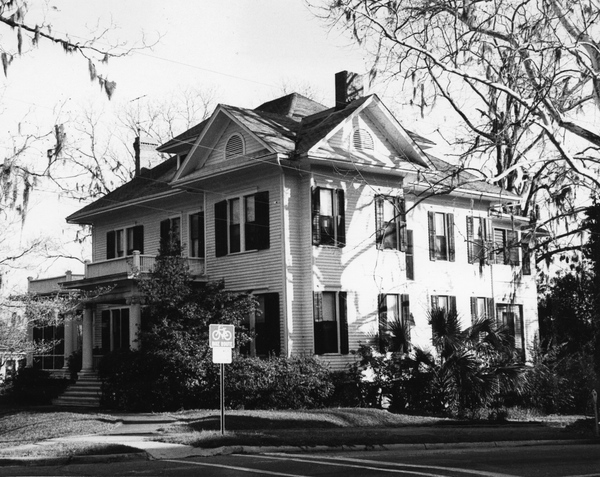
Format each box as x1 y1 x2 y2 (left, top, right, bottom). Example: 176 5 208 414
1 413 598 466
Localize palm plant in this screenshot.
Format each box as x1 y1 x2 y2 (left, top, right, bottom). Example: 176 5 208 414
423 306 526 417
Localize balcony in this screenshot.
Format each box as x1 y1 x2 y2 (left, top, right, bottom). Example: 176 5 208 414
84 251 205 280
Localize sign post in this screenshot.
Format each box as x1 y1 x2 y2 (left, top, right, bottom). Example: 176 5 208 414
209 324 235 435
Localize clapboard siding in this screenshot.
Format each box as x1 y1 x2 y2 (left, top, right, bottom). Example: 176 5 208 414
205 167 283 313
92 193 204 263
282 170 314 356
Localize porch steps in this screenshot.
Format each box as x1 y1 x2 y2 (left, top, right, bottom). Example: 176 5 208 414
53 374 101 408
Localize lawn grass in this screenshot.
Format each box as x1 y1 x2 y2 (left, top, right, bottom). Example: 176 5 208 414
157 408 454 448
0 411 120 450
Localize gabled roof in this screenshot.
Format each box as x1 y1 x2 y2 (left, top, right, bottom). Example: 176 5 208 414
70 90 521 222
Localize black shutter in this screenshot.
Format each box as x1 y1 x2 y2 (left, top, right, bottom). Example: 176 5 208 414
447 213 455 262
214 200 228 257
449 296 457 313
313 292 323 354
522 244 531 275
160 219 170 243
255 191 270 250
106 231 116 259
406 230 414 280
466 216 474 264
339 292 349 354
470 297 477 324
312 188 321 246
508 230 520 265
262 293 280 356
336 189 346 247
375 196 384 249
132 225 144 254
398 198 407 252
378 294 386 352
486 298 495 322
428 211 436 261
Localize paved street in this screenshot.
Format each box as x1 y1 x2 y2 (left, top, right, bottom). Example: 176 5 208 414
2 443 599 476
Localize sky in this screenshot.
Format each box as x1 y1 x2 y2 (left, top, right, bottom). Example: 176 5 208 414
0 0 446 293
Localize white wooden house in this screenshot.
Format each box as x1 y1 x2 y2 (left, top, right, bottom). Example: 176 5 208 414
61 71 538 376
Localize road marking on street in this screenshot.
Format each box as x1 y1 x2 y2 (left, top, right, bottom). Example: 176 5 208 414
259 453 520 477
247 453 468 476
164 458 310 476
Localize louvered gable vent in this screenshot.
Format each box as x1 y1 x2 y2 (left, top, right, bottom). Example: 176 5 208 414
353 128 374 151
225 133 244 158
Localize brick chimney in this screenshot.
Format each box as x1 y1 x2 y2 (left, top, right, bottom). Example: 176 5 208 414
335 71 364 110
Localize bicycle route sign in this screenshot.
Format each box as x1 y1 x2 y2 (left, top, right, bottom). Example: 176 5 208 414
209 324 235 348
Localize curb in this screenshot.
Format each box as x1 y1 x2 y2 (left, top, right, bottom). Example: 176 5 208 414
1 438 597 467
0 451 149 467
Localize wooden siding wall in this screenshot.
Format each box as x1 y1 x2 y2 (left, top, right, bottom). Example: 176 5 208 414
92 193 205 263
204 166 285 349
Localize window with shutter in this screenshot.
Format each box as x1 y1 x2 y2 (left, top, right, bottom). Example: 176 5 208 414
214 191 270 256
428 211 455 261
107 225 144 259
189 212 205 258
160 217 181 253
313 291 348 355
312 187 345 247
241 293 280 357
493 228 520 265
375 196 406 251
431 295 457 313
406 230 414 280
496 304 525 360
467 216 486 264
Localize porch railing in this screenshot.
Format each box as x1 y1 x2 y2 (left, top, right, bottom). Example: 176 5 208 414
84 251 205 279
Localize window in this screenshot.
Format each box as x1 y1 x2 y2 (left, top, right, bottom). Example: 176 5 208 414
312 187 345 247
470 297 495 324
406 230 414 280
241 293 280 357
225 133 245 158
32 325 64 370
431 295 457 313
353 128 374 151
101 308 130 353
160 217 181 252
493 228 520 265
375 196 407 251
378 293 410 352
189 212 205 258
313 291 348 355
106 225 144 259
215 191 269 256
467 216 488 264
428 211 455 261
496 304 525 358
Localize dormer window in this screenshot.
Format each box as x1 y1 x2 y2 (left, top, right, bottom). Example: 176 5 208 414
225 133 245 159
352 128 374 152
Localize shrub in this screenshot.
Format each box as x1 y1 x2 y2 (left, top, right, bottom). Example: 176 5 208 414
227 355 334 409
4 367 70 405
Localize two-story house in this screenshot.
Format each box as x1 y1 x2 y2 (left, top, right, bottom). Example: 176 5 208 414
62 71 538 377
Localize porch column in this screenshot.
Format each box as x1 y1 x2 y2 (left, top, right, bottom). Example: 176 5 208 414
80 306 94 375
129 301 141 350
61 316 75 377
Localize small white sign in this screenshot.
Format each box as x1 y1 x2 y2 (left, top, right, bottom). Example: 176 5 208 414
212 347 232 364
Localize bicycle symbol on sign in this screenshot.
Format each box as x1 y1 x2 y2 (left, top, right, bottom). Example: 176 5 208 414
211 325 233 341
